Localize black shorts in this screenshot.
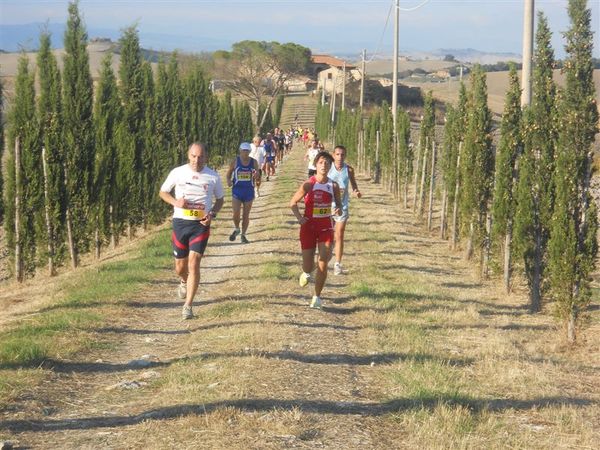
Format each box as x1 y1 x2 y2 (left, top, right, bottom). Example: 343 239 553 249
172 218 210 258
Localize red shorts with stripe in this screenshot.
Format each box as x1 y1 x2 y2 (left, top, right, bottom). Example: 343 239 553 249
299 218 334 250
172 218 210 258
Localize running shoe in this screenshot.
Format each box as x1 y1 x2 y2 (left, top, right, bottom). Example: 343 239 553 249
182 304 194 320
299 271 311 287
240 234 249 244
310 296 322 309
334 262 343 276
177 280 187 300
229 229 240 242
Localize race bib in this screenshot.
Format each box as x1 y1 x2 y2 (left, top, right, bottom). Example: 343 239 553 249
312 206 331 218
182 208 206 220
237 172 252 181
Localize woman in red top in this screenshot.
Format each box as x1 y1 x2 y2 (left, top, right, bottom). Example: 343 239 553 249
290 151 342 309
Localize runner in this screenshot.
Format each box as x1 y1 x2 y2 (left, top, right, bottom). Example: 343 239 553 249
305 139 320 178
263 132 276 180
159 142 224 319
290 151 342 309
328 145 362 275
249 135 266 197
226 142 260 244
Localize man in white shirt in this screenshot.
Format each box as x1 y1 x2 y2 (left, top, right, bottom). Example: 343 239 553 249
249 135 266 197
159 142 225 319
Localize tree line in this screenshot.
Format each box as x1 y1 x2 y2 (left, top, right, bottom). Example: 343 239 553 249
2 1 255 279
324 0 598 343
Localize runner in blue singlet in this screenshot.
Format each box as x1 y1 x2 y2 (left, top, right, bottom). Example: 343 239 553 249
327 145 361 275
226 142 260 244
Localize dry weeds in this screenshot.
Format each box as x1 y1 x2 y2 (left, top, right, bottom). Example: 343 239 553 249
0 141 598 449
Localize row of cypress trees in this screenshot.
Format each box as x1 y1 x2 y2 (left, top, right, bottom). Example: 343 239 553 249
328 0 597 343
2 1 255 279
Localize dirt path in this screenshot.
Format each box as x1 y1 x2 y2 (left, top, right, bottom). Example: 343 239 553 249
1 142 598 449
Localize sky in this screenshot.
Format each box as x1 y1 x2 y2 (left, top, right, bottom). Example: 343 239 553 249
1 0 599 58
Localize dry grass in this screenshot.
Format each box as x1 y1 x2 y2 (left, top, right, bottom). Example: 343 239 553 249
0 141 598 448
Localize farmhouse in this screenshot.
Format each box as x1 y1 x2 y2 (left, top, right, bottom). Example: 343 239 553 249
310 54 357 96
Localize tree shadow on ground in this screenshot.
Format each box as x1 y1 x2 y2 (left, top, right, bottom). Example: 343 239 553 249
96 319 363 336
1 396 594 433
10 350 472 373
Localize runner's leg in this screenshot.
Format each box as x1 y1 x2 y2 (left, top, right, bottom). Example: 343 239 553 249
334 219 347 264
242 200 253 236
185 251 202 306
232 197 242 230
302 248 316 274
175 257 188 283
314 241 332 297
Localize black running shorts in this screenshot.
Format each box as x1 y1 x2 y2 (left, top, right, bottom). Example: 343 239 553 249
171 218 210 258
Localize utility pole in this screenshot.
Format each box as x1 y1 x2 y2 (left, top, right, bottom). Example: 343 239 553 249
331 74 337 123
341 61 346 111
392 0 399 134
360 49 366 109
521 0 534 106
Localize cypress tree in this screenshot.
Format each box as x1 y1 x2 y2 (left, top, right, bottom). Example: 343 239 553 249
118 26 145 235
273 94 284 127
417 92 435 217
93 54 122 253
547 0 598 343
37 30 65 272
168 54 185 166
459 65 493 272
5 55 42 277
140 60 165 225
214 93 235 166
397 107 412 208
440 104 459 237
491 64 522 291
154 58 173 177
513 12 557 312
62 0 94 266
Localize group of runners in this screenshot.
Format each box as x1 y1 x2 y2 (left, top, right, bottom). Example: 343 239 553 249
159 131 360 319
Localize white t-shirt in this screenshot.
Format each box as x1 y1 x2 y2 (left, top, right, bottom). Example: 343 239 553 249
160 164 224 220
250 144 266 166
307 148 320 170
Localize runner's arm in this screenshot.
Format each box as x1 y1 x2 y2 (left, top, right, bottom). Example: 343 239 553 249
252 159 261 183
226 160 235 187
159 190 185 208
289 182 311 224
332 182 342 216
348 165 362 198
201 196 224 226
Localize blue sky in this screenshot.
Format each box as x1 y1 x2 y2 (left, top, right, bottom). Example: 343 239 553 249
1 0 598 57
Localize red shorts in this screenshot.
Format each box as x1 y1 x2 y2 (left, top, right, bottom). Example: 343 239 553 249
299 218 334 250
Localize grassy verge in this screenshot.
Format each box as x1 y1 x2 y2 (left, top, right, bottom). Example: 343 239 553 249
0 228 173 405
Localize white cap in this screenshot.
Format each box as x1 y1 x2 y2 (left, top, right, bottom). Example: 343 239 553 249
239 142 252 151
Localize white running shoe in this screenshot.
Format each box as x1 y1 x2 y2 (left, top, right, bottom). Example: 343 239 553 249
177 280 187 300
334 262 343 276
182 304 194 320
310 296 322 309
299 272 311 287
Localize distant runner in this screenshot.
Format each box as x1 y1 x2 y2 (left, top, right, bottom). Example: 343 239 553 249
226 142 260 244
249 135 266 197
328 145 361 275
159 142 224 319
263 133 276 180
305 140 320 178
290 151 342 309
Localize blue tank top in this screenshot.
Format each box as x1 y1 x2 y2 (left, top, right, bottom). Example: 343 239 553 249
328 163 350 211
233 157 255 187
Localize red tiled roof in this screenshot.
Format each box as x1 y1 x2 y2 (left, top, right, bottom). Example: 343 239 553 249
311 54 355 69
